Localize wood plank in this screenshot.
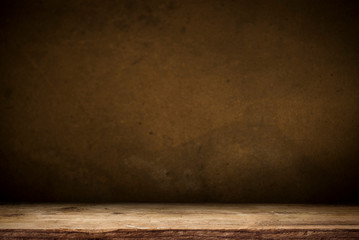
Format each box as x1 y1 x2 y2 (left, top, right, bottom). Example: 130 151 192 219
1 204 359 239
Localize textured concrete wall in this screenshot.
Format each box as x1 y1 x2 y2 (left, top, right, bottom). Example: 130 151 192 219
1 0 359 203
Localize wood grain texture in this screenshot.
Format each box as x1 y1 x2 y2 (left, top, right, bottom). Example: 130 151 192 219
1 229 359 239
1 204 359 239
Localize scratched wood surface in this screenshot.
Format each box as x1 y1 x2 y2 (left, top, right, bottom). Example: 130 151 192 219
0 204 359 239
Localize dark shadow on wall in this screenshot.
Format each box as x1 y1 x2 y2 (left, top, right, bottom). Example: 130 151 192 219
1 0 359 203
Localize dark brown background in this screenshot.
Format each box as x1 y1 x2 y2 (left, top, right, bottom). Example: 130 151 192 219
1 0 359 203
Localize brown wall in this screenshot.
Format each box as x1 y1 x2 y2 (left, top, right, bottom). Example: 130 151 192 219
1 0 359 203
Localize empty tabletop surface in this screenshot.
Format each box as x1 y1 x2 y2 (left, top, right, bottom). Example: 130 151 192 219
0 204 359 231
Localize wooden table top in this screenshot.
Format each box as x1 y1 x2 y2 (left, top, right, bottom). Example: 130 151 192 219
1 204 359 239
